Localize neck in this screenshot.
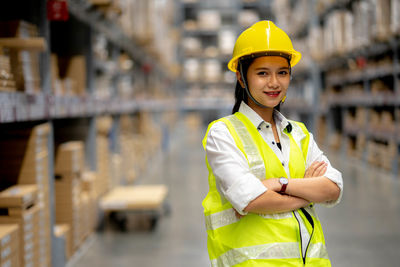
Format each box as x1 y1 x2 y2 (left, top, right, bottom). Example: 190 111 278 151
248 101 275 124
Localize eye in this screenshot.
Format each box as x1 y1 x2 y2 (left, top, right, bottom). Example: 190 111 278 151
257 71 268 76
278 70 289 76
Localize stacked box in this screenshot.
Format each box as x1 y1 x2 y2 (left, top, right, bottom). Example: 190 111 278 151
53 224 71 260
56 55 87 96
96 117 113 197
0 123 52 267
0 185 40 267
120 115 137 184
0 21 41 93
0 224 19 267
372 0 391 41
54 141 85 254
392 0 400 34
366 141 397 170
81 172 97 234
0 53 16 92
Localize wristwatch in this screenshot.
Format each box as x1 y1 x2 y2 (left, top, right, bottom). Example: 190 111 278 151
279 177 289 193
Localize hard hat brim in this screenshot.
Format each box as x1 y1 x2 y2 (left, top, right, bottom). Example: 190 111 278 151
228 49 301 72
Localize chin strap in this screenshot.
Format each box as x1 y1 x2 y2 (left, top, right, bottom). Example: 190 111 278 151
239 61 269 108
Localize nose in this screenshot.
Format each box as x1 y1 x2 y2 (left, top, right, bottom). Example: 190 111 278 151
268 73 279 88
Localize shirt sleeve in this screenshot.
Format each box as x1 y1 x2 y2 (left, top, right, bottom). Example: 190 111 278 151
306 132 343 207
205 121 267 215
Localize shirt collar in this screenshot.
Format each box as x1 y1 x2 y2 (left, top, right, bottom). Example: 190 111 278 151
238 101 291 131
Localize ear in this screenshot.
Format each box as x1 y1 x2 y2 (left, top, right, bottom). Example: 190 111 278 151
236 71 245 88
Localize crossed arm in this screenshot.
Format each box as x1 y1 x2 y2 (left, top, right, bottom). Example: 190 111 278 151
243 161 341 214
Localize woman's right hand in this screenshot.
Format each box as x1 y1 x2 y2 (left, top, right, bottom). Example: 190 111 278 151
304 161 327 178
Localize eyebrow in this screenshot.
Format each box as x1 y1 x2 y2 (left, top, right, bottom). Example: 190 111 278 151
254 67 289 71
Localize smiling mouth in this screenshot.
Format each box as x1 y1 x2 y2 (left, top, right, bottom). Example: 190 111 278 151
263 91 281 98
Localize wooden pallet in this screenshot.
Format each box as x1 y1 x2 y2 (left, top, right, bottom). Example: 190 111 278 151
99 185 168 231
100 185 168 212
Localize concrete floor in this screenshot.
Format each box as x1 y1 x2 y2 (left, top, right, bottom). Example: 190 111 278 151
74 122 400 267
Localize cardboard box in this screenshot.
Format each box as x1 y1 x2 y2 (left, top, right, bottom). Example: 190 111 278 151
0 185 38 209
55 142 85 175
57 56 86 96
0 205 40 267
0 224 19 264
0 252 19 267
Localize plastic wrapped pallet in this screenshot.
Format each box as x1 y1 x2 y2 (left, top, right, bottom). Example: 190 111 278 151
308 25 324 61
372 0 391 41
391 0 400 34
218 30 236 56
184 59 201 82
203 59 221 83
182 37 202 56
197 10 221 30
353 1 373 49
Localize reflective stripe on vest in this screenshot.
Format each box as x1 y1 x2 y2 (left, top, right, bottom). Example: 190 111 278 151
211 242 300 267
221 115 265 179
210 242 329 267
205 208 293 231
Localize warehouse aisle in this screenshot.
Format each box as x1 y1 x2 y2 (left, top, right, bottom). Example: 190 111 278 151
74 120 400 267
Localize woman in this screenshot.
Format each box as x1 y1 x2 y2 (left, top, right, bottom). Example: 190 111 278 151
202 21 343 266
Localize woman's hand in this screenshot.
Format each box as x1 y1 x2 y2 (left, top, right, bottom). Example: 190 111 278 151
304 161 327 178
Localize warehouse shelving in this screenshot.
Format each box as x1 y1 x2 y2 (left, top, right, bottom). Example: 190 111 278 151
180 0 274 116
0 0 179 266
283 0 400 177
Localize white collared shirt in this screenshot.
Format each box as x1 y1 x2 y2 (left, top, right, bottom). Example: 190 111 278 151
205 102 343 215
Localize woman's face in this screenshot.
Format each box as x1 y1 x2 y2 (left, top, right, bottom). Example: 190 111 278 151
244 56 290 109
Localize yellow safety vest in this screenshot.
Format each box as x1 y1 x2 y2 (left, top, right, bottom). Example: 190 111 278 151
202 112 331 266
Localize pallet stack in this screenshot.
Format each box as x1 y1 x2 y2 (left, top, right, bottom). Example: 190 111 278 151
0 185 41 267
54 141 85 257
0 123 52 267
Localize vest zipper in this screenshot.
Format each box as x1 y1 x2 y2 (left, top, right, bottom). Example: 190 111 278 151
293 211 305 265
300 207 315 266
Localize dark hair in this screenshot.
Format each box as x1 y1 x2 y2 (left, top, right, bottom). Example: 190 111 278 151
231 57 282 114
231 58 252 114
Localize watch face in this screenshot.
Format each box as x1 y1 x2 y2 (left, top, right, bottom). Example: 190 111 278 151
280 177 288 185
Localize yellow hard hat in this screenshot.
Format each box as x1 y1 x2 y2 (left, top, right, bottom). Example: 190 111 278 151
227 20 302 72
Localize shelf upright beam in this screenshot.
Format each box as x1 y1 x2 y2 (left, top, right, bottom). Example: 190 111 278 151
308 0 321 133
37 0 52 94
49 123 67 267
391 38 399 177
86 117 97 171
37 0 67 265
